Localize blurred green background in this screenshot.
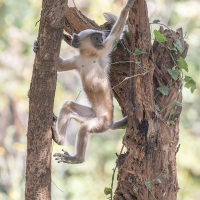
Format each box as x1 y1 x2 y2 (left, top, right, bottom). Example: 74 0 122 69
0 0 199 199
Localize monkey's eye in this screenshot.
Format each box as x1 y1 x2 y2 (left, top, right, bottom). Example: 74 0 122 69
94 36 98 40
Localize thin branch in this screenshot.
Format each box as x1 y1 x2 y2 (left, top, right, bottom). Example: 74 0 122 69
147 188 158 200
112 71 149 90
51 179 64 192
110 144 125 200
111 60 141 66
150 22 170 30
72 0 78 10
75 89 82 101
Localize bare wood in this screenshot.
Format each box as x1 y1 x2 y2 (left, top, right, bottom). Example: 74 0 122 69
25 0 66 199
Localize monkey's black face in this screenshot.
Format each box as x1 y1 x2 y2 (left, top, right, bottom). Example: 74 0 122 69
71 30 105 50
90 33 104 49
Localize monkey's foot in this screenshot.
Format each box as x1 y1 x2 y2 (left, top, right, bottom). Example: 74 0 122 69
53 149 84 164
51 126 58 144
51 126 64 145
51 114 64 145
33 40 39 53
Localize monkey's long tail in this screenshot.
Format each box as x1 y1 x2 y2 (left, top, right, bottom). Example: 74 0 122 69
111 116 127 130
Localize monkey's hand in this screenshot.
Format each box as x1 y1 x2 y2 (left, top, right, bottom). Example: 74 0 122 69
54 150 84 164
33 40 39 53
53 113 58 122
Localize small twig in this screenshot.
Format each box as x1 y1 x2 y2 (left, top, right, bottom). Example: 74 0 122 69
72 0 78 10
150 22 170 30
110 168 116 200
112 71 149 90
148 166 166 184
51 179 64 192
35 19 41 27
148 188 158 200
120 39 133 54
159 43 178 67
111 60 141 66
75 89 82 101
110 144 125 200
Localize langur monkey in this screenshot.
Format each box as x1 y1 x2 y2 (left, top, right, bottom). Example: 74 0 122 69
53 0 136 164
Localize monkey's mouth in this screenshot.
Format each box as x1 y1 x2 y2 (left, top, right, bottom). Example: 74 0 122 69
98 44 104 49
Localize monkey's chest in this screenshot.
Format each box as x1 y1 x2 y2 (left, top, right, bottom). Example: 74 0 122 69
79 64 108 87
80 66 111 97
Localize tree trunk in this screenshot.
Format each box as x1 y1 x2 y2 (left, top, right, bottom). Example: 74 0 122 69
112 1 188 200
25 0 66 199
54 1 188 199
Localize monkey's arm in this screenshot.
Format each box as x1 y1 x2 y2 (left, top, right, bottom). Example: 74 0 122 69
103 0 135 54
57 56 77 72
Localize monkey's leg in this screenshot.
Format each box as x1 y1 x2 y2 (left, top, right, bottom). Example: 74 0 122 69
54 115 111 164
53 100 95 145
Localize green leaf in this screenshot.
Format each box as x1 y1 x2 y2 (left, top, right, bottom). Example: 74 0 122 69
167 69 180 81
104 187 112 195
184 75 192 82
173 100 182 107
157 86 169 96
133 48 146 56
184 76 197 93
177 57 188 72
145 181 152 189
169 120 175 125
173 39 183 53
153 30 167 43
157 179 162 184
170 109 175 115
152 19 160 24
154 104 160 111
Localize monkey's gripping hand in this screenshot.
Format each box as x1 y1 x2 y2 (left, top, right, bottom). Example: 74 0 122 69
54 150 84 164
33 40 39 53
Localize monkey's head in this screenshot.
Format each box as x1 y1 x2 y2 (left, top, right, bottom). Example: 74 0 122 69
71 29 105 53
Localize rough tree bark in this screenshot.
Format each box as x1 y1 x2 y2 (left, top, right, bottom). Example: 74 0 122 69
25 0 66 199
112 1 188 199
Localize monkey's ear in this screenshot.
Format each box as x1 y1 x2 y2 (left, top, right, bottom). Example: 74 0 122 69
71 33 79 48
103 12 117 24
